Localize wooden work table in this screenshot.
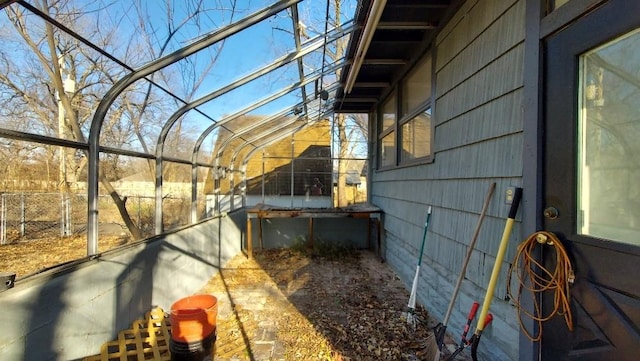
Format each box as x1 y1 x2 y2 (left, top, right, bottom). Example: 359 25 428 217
245 204 382 259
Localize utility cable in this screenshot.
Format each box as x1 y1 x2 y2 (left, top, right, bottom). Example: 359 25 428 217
507 231 574 342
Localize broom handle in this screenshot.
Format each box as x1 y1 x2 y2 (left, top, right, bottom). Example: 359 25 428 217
417 206 432 267
475 187 522 333
442 183 496 326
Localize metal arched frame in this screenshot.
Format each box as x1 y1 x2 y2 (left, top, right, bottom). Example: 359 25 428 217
153 27 352 233
224 105 334 211
214 101 333 212
237 116 333 209
86 0 301 255
188 57 344 219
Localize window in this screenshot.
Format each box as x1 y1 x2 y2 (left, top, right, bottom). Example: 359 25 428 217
376 51 433 169
381 92 397 132
402 56 432 117
401 108 431 162
378 93 397 168
399 52 433 163
547 0 571 13
577 27 640 246
380 132 395 167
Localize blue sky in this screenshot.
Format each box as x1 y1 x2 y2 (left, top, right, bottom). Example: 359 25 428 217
0 0 358 154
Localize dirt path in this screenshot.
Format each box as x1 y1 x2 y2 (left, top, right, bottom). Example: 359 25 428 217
199 248 468 361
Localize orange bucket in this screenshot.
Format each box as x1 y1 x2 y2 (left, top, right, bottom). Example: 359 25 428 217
170 294 218 343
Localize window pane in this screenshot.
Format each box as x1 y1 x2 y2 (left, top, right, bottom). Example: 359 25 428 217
401 109 432 162
577 28 640 246
380 132 395 167
547 0 570 13
402 53 432 116
381 92 397 132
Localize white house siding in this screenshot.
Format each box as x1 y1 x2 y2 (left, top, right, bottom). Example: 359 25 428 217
372 0 526 360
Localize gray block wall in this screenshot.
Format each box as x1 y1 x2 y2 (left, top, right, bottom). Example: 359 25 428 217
248 217 372 250
0 211 245 361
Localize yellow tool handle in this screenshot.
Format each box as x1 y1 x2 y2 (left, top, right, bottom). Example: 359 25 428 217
475 187 522 333
476 218 515 332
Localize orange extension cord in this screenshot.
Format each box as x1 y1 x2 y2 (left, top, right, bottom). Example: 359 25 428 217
507 231 574 342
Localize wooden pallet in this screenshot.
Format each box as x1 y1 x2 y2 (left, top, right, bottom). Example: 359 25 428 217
84 307 171 361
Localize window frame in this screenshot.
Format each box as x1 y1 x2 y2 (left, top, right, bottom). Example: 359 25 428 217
399 105 432 165
377 90 397 169
376 49 434 170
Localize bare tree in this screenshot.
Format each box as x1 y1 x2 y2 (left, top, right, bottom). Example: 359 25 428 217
0 0 233 239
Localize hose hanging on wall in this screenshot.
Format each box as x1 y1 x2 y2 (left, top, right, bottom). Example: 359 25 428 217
507 231 575 342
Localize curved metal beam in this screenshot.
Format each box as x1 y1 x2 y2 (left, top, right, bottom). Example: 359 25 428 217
155 26 352 232
85 0 300 253
225 108 333 210
214 84 339 169
212 93 335 213
189 62 344 220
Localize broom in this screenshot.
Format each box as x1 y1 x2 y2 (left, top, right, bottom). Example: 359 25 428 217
425 183 496 361
406 206 432 327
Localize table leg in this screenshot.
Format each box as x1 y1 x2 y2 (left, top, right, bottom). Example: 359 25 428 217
308 217 314 249
246 215 253 259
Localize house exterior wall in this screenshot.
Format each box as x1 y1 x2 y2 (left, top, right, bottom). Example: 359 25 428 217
371 1 526 360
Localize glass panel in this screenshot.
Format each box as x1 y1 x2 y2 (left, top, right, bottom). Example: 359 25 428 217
402 53 432 117
380 132 395 167
99 154 156 241
547 0 571 13
401 108 432 162
162 162 191 231
195 166 211 221
577 28 640 246
381 92 397 132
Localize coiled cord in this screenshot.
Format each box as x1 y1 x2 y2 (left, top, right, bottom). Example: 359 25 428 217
507 231 574 342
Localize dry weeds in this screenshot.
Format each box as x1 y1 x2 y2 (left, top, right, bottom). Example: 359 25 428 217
0 235 129 278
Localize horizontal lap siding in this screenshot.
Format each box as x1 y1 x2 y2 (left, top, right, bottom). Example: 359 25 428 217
372 1 525 360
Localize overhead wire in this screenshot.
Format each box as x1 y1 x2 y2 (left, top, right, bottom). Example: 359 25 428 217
507 231 574 342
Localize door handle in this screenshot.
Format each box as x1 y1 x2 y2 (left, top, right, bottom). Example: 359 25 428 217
543 207 559 220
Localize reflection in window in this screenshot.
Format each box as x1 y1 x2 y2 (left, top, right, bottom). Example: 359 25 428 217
381 92 397 132
380 132 395 167
402 56 432 117
399 50 432 163
578 27 640 246
546 0 570 13
401 109 431 162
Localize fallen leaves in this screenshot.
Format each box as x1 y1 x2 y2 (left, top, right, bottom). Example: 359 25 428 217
202 248 440 361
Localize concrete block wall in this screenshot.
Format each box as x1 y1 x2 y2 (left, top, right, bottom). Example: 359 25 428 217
248 217 371 250
0 211 245 361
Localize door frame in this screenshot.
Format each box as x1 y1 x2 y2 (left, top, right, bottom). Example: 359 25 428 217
540 0 640 360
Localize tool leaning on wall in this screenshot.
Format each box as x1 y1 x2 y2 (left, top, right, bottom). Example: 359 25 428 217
468 187 522 361
406 206 432 328
439 187 575 361
425 182 496 361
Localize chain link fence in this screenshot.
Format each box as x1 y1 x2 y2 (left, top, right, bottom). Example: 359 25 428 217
0 192 174 244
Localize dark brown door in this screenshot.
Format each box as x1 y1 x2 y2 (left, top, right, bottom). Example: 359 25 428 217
543 0 640 360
